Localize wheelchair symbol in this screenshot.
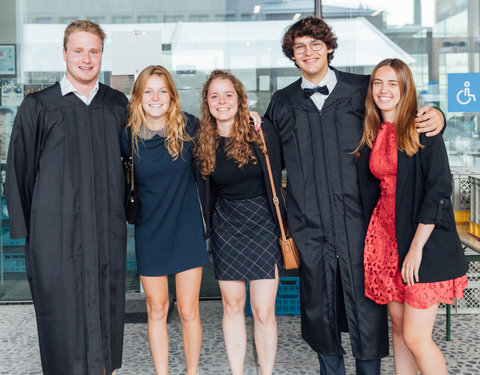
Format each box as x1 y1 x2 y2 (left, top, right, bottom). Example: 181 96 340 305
456 81 476 105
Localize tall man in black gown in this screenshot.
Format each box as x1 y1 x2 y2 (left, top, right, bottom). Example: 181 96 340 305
6 20 128 375
264 17 444 375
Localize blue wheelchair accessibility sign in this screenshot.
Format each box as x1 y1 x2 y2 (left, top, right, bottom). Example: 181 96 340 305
448 73 480 112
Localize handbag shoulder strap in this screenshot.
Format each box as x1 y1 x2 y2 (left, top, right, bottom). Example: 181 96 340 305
258 128 287 241
128 127 135 192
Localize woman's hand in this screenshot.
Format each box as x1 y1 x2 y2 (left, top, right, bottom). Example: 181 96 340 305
401 246 423 286
415 106 444 137
401 221 434 286
248 111 262 131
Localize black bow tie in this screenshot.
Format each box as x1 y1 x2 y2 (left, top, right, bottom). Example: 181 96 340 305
303 85 329 98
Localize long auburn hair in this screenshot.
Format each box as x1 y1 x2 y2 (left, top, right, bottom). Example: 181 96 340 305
195 69 265 178
127 65 191 159
356 58 422 157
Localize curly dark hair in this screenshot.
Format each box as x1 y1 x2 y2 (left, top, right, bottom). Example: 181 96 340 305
282 17 338 67
195 69 265 178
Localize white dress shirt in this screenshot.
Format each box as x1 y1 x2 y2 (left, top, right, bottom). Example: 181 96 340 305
301 68 337 111
60 75 99 105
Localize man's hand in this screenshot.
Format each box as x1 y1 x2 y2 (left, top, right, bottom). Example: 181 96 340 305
415 106 444 137
248 111 262 131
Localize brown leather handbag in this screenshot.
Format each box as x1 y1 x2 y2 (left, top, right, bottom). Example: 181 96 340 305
258 129 300 270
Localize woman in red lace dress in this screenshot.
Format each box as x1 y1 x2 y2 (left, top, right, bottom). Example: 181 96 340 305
355 58 468 375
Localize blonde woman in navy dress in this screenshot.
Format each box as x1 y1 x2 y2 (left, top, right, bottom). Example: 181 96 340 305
120 65 208 375
195 70 286 375
356 59 468 375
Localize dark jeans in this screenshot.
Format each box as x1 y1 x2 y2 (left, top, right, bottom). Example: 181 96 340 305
317 354 381 375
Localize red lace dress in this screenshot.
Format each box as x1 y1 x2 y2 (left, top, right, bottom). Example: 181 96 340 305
364 122 468 309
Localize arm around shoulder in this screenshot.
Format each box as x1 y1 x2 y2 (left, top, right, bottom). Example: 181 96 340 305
415 106 446 137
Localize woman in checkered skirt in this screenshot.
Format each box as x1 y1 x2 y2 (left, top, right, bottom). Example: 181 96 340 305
195 69 286 375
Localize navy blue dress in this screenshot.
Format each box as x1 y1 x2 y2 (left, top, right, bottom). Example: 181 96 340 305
120 113 208 276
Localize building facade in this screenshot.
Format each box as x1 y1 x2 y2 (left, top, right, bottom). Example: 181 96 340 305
0 0 479 301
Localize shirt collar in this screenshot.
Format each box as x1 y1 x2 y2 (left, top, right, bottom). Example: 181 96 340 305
60 75 99 104
301 68 336 93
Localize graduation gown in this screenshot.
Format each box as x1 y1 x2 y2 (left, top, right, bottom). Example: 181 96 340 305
264 68 389 359
5 82 128 375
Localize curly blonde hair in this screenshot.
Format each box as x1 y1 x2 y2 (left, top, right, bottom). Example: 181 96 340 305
195 70 265 178
127 65 191 159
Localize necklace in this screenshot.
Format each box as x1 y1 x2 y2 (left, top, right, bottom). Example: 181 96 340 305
138 126 167 140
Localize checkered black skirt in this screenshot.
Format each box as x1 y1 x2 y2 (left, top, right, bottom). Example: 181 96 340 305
211 194 282 281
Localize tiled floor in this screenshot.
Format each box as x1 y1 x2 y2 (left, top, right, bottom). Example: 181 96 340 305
1 299 479 375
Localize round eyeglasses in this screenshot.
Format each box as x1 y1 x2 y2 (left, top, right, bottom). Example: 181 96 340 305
293 41 325 55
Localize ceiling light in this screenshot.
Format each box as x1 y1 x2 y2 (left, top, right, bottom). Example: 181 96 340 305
253 5 261 14
371 10 381 17
293 13 301 20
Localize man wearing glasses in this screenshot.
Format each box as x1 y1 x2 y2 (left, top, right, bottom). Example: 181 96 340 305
264 17 444 375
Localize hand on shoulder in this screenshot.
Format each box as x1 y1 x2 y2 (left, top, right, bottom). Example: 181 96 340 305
415 106 444 137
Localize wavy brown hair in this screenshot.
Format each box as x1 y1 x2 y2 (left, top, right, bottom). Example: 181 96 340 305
355 58 422 157
282 17 338 67
127 65 191 160
195 69 265 178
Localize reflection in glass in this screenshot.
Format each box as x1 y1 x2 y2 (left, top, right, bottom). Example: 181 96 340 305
1 0 478 301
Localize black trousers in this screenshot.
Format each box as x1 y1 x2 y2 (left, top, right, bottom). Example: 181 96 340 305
317 354 381 375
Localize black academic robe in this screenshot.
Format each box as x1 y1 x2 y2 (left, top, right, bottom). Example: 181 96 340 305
5 83 128 375
264 68 389 360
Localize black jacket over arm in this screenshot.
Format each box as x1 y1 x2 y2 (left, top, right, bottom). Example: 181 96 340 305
357 133 468 283
195 118 286 239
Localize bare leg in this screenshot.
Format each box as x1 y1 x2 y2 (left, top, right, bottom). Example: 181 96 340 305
175 267 203 375
249 266 279 375
219 280 247 375
141 275 170 375
403 302 447 375
387 301 418 375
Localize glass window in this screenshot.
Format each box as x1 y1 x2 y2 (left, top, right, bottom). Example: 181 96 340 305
321 0 479 167
89 16 105 24
190 15 210 22
0 0 316 301
60 17 78 24
164 14 184 22
1 0 478 301
33 16 53 24
137 15 158 23
112 15 132 24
